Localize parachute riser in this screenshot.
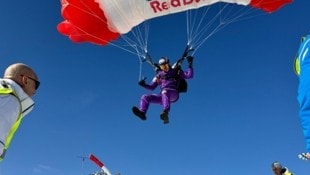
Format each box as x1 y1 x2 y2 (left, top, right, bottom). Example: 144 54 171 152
139 51 161 80
175 44 194 68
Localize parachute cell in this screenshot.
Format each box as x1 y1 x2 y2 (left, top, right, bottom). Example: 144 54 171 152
57 0 120 45
250 0 292 13
57 0 292 45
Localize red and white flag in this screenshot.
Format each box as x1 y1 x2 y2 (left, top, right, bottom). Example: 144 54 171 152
89 154 112 175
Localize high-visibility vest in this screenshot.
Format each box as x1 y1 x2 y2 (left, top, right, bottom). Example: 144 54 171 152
283 170 293 175
0 82 23 161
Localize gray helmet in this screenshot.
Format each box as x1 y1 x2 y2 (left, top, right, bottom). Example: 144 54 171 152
159 57 169 65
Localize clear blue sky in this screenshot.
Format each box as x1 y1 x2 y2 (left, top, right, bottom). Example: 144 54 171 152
0 0 309 175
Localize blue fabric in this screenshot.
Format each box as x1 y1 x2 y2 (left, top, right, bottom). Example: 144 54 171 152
297 35 310 151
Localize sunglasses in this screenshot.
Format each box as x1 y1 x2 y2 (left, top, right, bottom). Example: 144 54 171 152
21 75 40 90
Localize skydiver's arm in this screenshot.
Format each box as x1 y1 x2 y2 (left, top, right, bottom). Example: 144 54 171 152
181 56 194 79
141 77 158 90
180 68 193 79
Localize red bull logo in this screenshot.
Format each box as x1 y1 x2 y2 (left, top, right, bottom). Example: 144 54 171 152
148 0 203 13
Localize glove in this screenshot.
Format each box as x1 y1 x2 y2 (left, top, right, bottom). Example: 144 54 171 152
187 56 194 67
153 63 161 72
138 79 146 87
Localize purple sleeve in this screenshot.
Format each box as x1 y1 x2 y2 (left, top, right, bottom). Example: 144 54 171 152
142 78 158 90
180 67 193 79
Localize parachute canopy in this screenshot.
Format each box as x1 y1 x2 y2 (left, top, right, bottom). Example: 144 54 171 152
57 0 292 45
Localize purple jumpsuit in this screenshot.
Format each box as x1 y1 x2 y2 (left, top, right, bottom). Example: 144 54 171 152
139 66 193 113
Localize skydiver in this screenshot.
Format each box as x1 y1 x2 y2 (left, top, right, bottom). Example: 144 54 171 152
0 63 40 161
271 161 293 175
132 56 193 124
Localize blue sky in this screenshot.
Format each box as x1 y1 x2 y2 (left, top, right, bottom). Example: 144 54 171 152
0 0 310 175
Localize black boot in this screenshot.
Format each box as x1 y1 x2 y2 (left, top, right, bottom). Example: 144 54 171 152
160 111 169 124
132 106 146 120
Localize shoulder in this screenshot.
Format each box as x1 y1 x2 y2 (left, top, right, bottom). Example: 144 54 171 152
282 167 293 175
1 78 30 100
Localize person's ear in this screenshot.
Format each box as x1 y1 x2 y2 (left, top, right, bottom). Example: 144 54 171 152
21 75 28 86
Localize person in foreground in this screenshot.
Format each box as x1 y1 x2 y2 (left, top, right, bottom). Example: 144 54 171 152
294 35 310 160
271 161 293 175
132 56 193 124
0 63 40 161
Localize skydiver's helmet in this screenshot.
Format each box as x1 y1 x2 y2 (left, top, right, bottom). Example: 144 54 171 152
159 57 169 65
159 57 170 72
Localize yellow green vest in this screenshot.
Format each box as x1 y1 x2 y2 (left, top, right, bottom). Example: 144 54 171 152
0 85 23 161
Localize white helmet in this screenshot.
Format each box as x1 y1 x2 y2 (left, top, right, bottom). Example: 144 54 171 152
159 57 169 65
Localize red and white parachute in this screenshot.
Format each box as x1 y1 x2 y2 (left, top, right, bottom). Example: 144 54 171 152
89 154 112 175
57 0 292 80
57 0 292 46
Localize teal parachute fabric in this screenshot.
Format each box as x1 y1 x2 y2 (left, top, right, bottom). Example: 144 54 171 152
296 35 310 151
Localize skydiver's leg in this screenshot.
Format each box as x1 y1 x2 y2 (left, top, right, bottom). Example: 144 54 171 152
133 94 162 121
140 94 162 112
161 89 179 112
161 90 170 112
160 90 178 124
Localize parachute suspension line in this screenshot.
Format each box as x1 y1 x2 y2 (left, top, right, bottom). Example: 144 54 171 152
137 50 156 80
185 3 265 54
115 22 150 57
110 21 151 57
186 4 229 53
218 4 253 24
63 25 143 56
186 5 213 46
135 21 150 54
94 0 150 80
102 0 151 58
106 0 151 58
113 21 151 80
215 3 269 29
138 55 144 80
186 10 193 47
225 6 267 24
133 22 151 80
129 44 144 81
